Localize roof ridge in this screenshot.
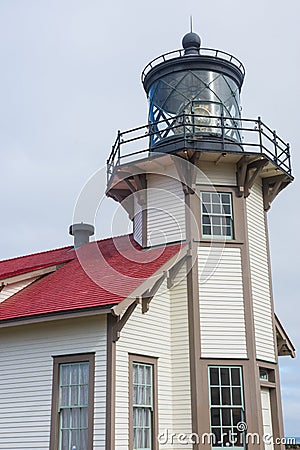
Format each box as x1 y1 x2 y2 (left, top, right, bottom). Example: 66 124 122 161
0 233 134 264
0 244 73 264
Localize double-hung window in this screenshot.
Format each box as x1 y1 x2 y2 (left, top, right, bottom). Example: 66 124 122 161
50 353 95 450
130 355 157 450
201 192 234 239
209 366 245 448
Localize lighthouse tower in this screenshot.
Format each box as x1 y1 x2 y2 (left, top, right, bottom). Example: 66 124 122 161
106 32 295 449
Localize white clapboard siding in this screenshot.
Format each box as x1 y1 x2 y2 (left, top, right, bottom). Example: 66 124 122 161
196 161 237 186
133 195 143 246
0 277 38 303
147 174 186 246
246 181 275 362
170 266 192 447
0 316 107 449
115 280 173 449
199 246 247 358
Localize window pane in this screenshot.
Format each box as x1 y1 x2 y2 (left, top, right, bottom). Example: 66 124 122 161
221 368 230 385
212 193 220 203
61 429 69 450
61 409 70 428
232 408 242 425
231 368 240 386
223 428 231 446
213 225 221 235
222 408 231 426
221 387 231 405
211 408 221 426
202 193 211 203
212 428 222 447
232 387 242 405
61 365 70 385
212 216 221 225
60 386 69 407
212 204 221 214
80 363 89 385
71 364 79 385
210 368 219 386
223 204 231 214
211 387 220 405
221 193 231 203
203 225 211 235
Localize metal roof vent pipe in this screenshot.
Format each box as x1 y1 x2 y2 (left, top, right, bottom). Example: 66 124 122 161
69 223 95 249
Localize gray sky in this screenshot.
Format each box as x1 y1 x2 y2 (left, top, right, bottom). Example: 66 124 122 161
0 0 299 436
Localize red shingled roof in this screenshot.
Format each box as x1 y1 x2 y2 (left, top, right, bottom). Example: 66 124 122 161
0 245 74 280
0 235 182 322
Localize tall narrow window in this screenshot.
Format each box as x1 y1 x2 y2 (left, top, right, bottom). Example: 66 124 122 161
209 366 245 448
130 355 157 450
50 353 95 450
201 192 234 239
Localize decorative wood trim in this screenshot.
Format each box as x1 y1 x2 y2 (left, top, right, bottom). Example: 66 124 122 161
262 175 290 211
106 314 117 449
140 272 166 314
0 307 111 329
112 301 138 342
237 156 268 197
111 246 188 317
275 314 296 358
167 254 187 288
0 265 57 285
124 178 137 193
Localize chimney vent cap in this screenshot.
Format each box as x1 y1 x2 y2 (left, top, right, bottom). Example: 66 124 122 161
69 222 95 248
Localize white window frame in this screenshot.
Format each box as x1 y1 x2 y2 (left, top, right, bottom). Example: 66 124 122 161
201 191 234 240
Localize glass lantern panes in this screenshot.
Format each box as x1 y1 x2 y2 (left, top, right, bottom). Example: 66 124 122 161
133 362 153 450
209 366 245 449
148 70 241 147
59 362 89 450
201 192 233 239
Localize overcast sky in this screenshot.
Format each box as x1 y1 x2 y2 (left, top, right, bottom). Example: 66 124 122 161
0 0 299 436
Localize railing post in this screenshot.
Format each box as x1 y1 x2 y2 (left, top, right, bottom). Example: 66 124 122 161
117 130 121 165
183 113 186 141
221 111 225 152
257 116 263 154
287 143 291 175
273 129 278 165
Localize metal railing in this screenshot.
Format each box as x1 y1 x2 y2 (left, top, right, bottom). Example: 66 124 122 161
141 47 246 83
107 114 292 183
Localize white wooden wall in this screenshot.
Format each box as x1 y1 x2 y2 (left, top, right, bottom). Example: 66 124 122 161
147 174 186 246
133 195 143 246
196 161 237 186
246 181 276 362
0 316 107 449
198 246 247 358
115 274 192 449
0 277 38 303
